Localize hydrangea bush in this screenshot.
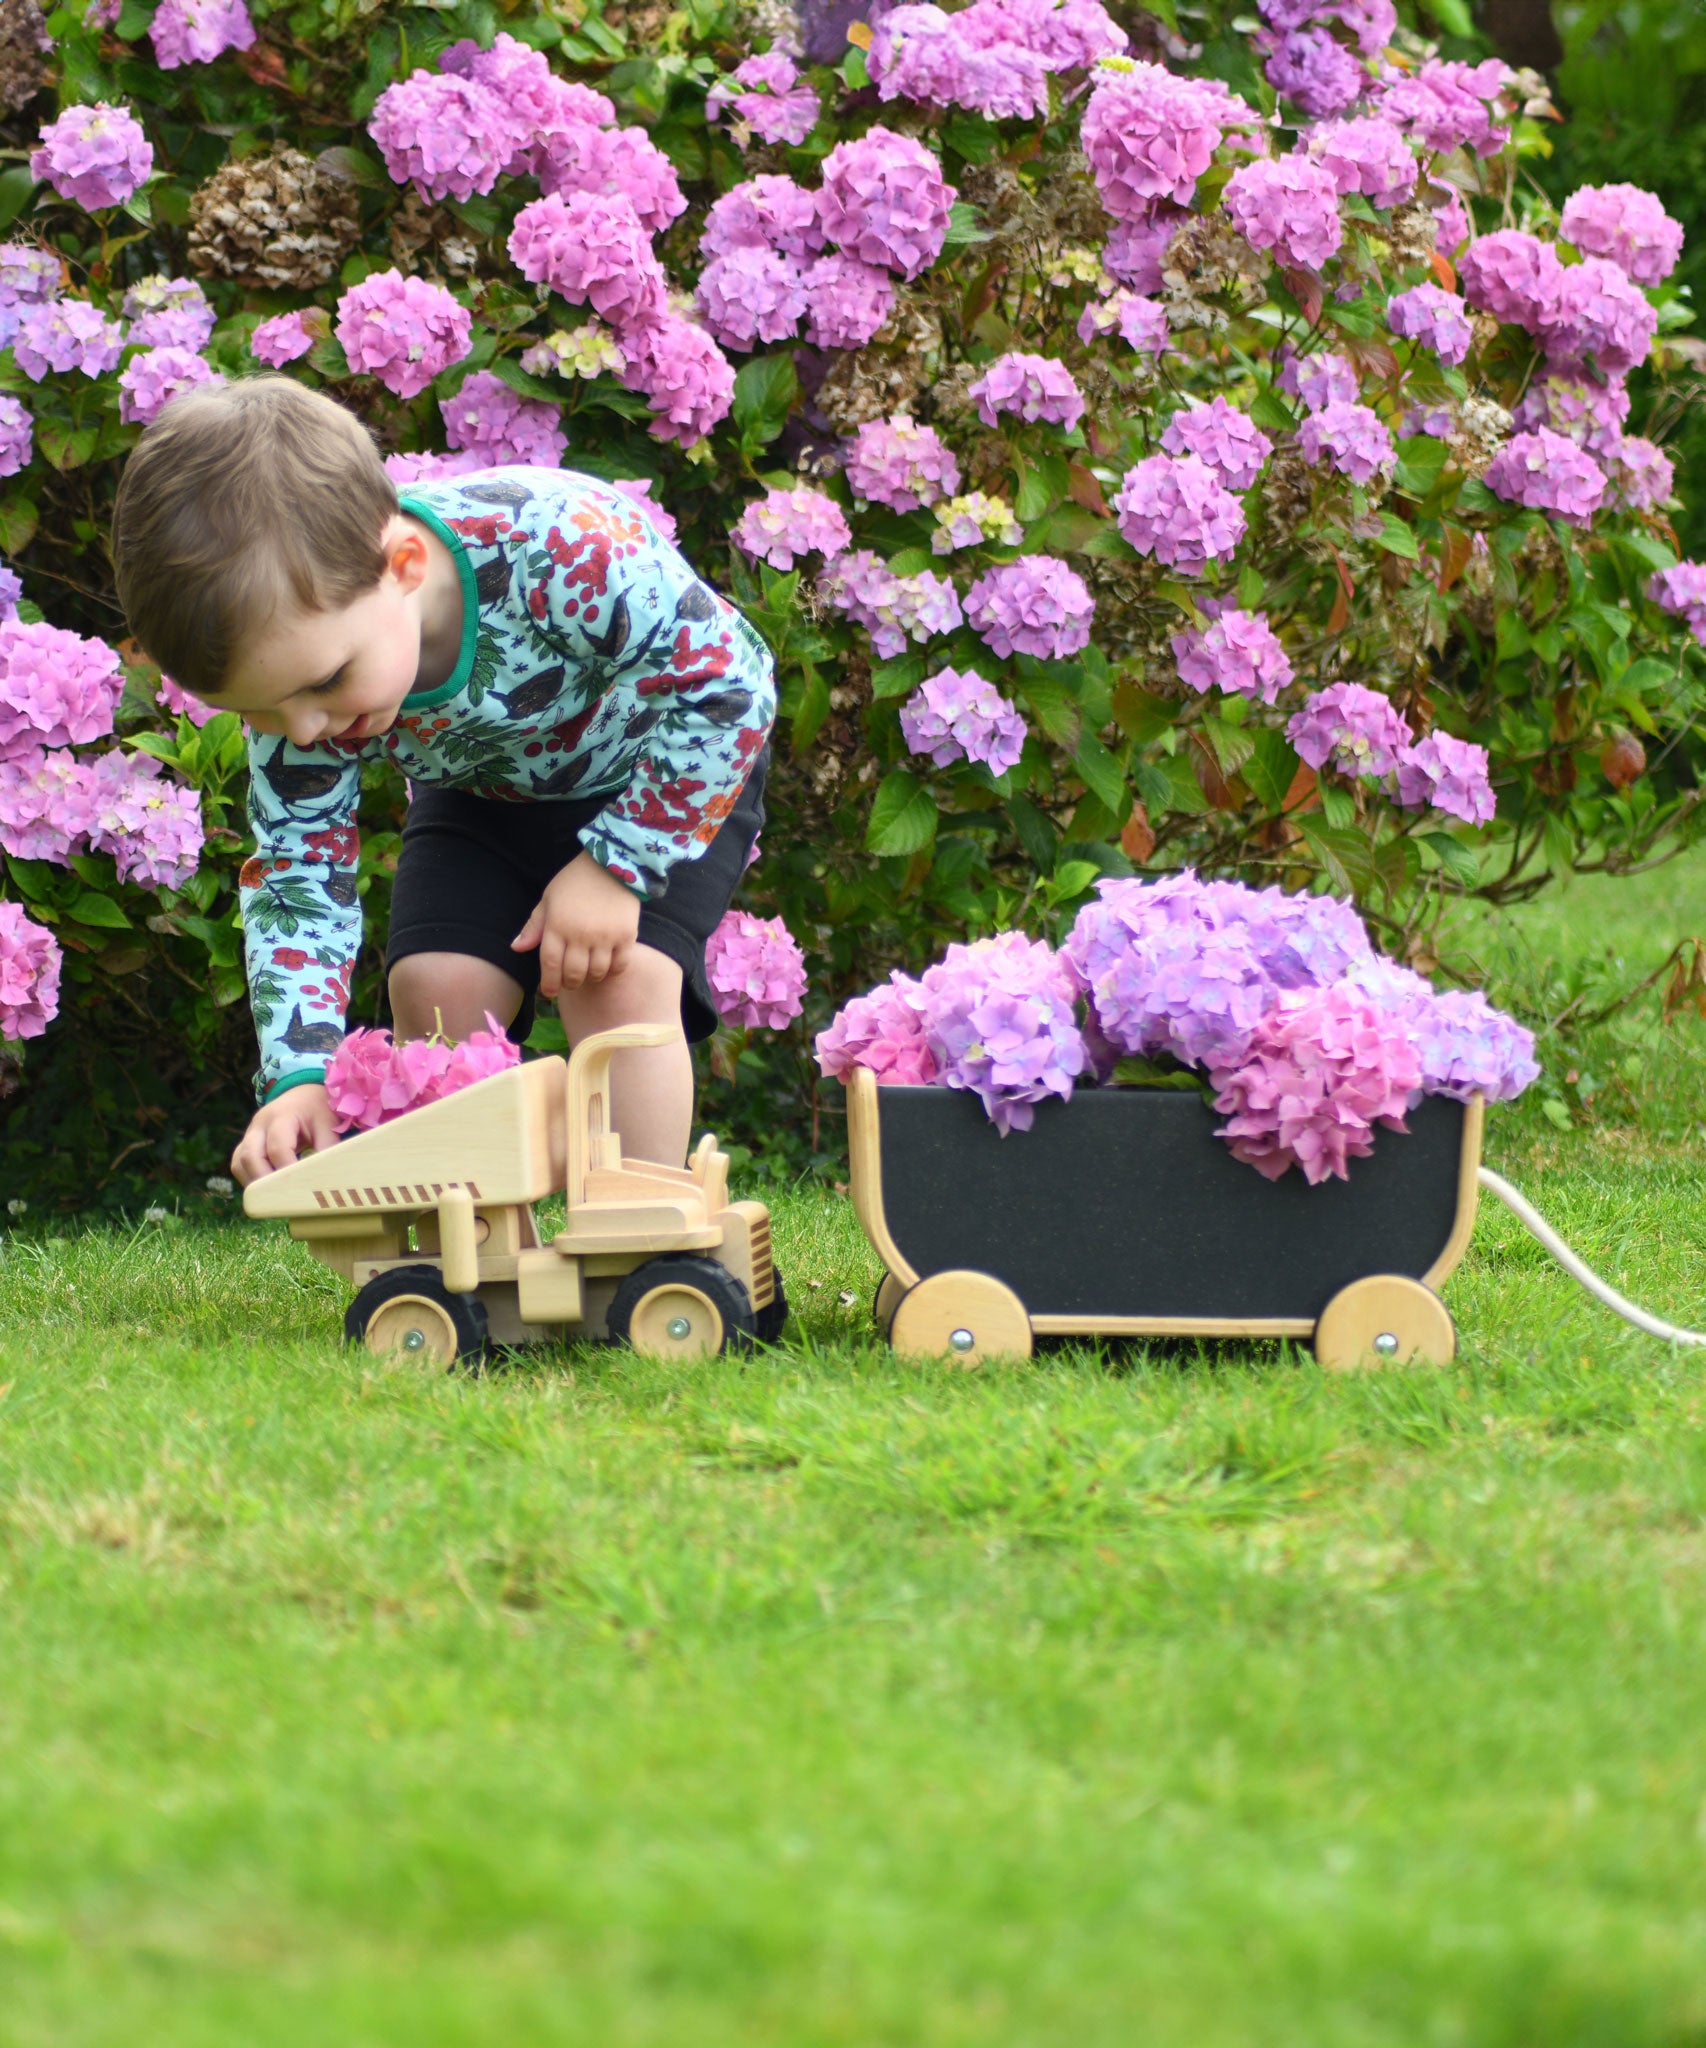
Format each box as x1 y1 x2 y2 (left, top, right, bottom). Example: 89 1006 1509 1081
1 0 1703 1206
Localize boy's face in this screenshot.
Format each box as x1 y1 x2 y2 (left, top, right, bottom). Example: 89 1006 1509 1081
214 522 427 750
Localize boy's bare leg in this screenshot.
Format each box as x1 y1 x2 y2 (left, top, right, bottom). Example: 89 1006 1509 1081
388 952 525 1042
557 944 693 1167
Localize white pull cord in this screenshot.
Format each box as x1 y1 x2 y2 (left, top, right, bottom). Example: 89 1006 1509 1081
1476 1167 1706 1348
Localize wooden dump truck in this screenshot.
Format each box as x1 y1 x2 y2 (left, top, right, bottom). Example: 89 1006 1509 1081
243 1024 784 1369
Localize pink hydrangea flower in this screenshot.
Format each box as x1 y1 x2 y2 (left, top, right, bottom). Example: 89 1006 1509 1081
439 1018 523 1096
964 557 1094 661
618 316 735 446
1081 61 1250 216
845 414 960 513
1210 985 1421 1184
1559 182 1684 289
0 394 31 478
1510 373 1629 460
383 450 486 486
1297 398 1395 485
696 246 808 350
368 70 519 204
1395 731 1495 825
1262 28 1365 119
802 253 895 349
1456 228 1565 334
868 5 1051 120
1224 154 1344 273
1172 607 1293 704
918 931 1086 1135
1286 680 1412 777
0 619 123 761
1078 288 1170 352
823 553 963 659
1306 115 1417 209
1608 436 1674 513
815 974 938 1087
1112 454 1247 574
30 102 152 212
0 566 18 624
1647 561 1706 644
324 1028 455 1133
1376 57 1511 157
441 370 566 468
157 672 217 727
0 746 95 863
1159 398 1272 491
1385 281 1473 367
817 126 955 280
250 310 316 367
706 910 808 1030
1103 204 1184 291
0 245 60 312
959 0 1128 67
123 275 215 352
1539 256 1658 379
148 0 254 68
1483 426 1606 526
0 900 60 1040
335 270 472 400
1277 344 1357 411
508 193 666 335
700 176 825 263
707 51 822 146
733 486 852 570
13 299 124 380
970 352 1085 432
117 345 223 426
1433 190 1470 256
82 749 203 889
536 125 687 238
899 666 1026 775
441 33 612 179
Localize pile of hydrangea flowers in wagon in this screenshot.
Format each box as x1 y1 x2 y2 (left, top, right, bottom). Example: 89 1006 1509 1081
815 875 1537 1185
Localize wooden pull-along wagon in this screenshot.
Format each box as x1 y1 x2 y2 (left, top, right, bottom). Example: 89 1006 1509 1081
244 1023 785 1369
846 1071 1706 1369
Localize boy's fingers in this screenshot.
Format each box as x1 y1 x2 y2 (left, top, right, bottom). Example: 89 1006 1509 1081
265 1120 301 1171
511 901 545 950
584 944 613 984
557 940 589 992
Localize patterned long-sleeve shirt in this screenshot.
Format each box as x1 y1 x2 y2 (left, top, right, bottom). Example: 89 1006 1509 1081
238 467 775 1103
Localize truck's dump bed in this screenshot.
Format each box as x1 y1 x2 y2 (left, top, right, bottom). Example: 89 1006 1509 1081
243 1057 566 1221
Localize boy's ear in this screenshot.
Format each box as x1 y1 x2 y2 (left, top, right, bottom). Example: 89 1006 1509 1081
384 522 430 593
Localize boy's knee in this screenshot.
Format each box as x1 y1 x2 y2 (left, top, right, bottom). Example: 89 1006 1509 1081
389 951 523 1036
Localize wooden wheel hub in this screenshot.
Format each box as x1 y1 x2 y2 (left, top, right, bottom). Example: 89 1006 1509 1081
627 1282 726 1361
1313 1274 1456 1372
363 1293 460 1368
889 1269 1033 1367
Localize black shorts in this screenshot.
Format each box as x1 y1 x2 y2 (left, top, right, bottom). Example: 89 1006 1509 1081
383 747 768 1046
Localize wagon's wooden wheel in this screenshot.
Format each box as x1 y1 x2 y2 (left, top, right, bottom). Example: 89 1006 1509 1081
1313 1274 1456 1372
889 1270 1033 1367
345 1264 489 1372
873 1272 906 1336
608 1255 755 1361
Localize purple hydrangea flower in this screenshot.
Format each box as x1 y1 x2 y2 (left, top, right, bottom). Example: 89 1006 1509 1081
0 619 124 761
1211 984 1420 1184
845 414 961 512
13 300 124 380
869 5 1052 119
1510 373 1630 460
1608 436 1674 513
965 557 1094 661
1113 454 1247 574
705 910 808 1030
733 485 852 570
0 901 60 1041
823 552 964 658
930 491 1023 554
900 665 1028 775
123 275 215 352
82 748 203 890
30 103 152 212
1395 731 1495 825
1434 190 1471 256
508 193 667 336
618 317 735 446
817 127 955 281
1456 228 1566 334
696 246 808 350
1306 115 1417 209
802 253 896 349
1172 607 1293 704
1081 61 1250 216
706 52 822 147
1286 681 1412 777
148 0 254 68
0 745 95 864
1225 153 1344 273
1278 344 1358 411
1483 427 1606 526
117 345 223 426
1159 397 1272 491
442 33 612 180
335 270 473 400
1559 182 1684 289
369 70 519 204
0 245 59 310
1376 57 1511 157
1401 985 1538 1103
1539 255 1658 379
1647 561 1706 644
1297 399 1395 485
1385 281 1474 367
700 176 825 263
536 125 687 238
250 310 316 367
441 369 567 468
815 974 939 1087
383 450 486 486
969 352 1085 432
918 932 1085 1134
0 395 32 478
1262 28 1365 119
1103 204 1184 292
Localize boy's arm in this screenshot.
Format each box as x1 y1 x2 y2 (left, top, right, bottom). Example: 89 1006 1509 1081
238 730 366 1104
536 505 776 899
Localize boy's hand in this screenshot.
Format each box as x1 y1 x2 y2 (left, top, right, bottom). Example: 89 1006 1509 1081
232 1084 337 1187
512 849 641 998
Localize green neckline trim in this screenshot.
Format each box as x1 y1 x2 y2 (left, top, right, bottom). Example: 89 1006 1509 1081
398 492 479 709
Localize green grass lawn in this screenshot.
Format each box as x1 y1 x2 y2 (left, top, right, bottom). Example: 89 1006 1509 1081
3 858 1706 2047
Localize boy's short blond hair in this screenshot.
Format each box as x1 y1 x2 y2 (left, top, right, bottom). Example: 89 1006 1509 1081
112 376 398 697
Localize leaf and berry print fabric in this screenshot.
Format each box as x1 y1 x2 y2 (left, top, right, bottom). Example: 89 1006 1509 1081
240 465 776 1101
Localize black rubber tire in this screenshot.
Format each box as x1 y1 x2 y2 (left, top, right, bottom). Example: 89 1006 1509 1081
344 1262 490 1371
754 1268 789 1345
607 1254 757 1356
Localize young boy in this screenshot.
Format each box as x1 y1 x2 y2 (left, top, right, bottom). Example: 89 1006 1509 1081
112 377 775 1186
